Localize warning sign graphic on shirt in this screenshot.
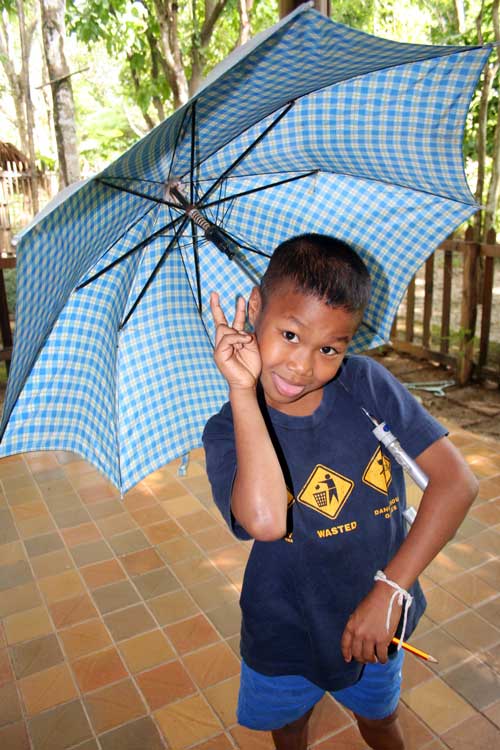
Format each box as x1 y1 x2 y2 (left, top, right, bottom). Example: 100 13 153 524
362 447 392 495
298 464 354 520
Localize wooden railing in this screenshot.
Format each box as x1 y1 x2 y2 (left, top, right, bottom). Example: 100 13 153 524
390 226 500 385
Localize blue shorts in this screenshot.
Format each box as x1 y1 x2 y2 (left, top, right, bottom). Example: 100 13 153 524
237 650 404 731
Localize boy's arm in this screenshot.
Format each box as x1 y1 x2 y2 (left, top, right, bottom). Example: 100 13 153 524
341 435 478 665
210 292 288 541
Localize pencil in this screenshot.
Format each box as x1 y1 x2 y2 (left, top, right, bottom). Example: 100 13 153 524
392 637 438 663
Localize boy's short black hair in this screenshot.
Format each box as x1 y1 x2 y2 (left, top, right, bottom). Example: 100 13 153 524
260 234 371 313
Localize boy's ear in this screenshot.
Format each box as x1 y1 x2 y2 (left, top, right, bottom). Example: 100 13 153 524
247 286 262 328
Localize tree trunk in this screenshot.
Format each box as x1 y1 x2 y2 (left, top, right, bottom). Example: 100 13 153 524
0 12 30 157
483 0 500 237
152 0 190 109
237 0 254 46
17 0 39 212
39 0 80 188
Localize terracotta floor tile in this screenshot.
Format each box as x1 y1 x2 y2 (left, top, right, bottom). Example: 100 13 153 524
401 651 435 691
0 559 33 590
59 619 112 660
403 676 476 734
172 555 218 587
192 526 236 553
11 633 64 679
72 646 127 692
443 657 500 710
190 735 233 750
455 515 487 539
78 481 119 505
209 544 250 573
162 494 205 519
442 712 500 748
469 528 500 555
205 602 242 639
484 699 500 729
148 590 199 625
158 535 201 564
17 513 56 538
470 500 500 525
91 579 140 614
444 539 493 570
96 512 136 538
425 552 464 584
204 675 239 727
0 581 42 618
226 634 240 658
307 694 352 745
130 504 167 527
52 504 92 529
120 547 165 576
98 715 165 750
136 659 196 709
103 603 156 641
87 499 125 521
165 614 220 654
474 559 500 589
0 540 25 565
39 569 86 604
476 595 500 627
154 693 222 749
71 539 114 567
441 610 500 651
80 558 126 589
150 479 187 501
426 586 467 623
133 567 180 600
188 574 239 612
177 509 219 534
229 724 275 749
43 493 82 516
0 681 23 726
411 627 473 673
143 519 183 545
31 548 74 579
4 605 53 645
49 593 98 629
38 477 76 500
0 509 19 545
28 698 93 750
0 647 14 686
25 531 64 558
397 700 435 749
84 678 146 733
118 629 174 672
122 487 156 512
19 662 78 716
0 720 31 750
183 641 240 689
108 529 151 556
444 571 498 607
476 475 500 501
225 565 244 592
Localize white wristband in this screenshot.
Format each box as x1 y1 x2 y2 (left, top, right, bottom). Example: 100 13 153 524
374 570 413 648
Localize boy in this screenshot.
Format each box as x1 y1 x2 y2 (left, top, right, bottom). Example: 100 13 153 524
203 234 477 750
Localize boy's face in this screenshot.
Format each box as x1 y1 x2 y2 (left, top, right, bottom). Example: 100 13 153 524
248 283 361 416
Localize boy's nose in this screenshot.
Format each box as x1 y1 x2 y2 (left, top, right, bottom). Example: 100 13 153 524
287 351 313 378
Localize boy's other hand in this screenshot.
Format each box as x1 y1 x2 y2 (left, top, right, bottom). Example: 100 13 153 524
210 291 262 390
340 582 403 665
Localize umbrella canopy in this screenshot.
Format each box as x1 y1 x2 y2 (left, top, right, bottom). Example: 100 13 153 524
0 6 491 492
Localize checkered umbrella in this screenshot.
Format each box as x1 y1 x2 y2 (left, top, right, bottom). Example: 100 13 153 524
0 6 491 492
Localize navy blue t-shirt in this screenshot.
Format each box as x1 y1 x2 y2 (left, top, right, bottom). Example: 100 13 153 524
202 355 447 690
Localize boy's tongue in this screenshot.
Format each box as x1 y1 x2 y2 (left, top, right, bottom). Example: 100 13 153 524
272 373 305 398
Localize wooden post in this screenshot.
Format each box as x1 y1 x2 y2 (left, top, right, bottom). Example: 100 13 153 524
440 249 453 354
405 277 415 342
457 225 479 385
478 227 496 373
422 254 434 348
279 0 329 18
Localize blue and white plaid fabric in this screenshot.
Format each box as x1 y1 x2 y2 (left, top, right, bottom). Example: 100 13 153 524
0 7 491 491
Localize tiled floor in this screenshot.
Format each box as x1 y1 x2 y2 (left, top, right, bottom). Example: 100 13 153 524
0 419 498 749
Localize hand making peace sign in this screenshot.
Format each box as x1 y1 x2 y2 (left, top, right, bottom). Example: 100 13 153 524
210 292 262 390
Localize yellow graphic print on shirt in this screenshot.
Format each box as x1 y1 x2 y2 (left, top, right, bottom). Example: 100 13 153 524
362 446 392 495
298 464 354 520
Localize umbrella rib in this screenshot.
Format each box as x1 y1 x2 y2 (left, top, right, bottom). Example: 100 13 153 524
168 103 191 184
190 100 197 205
119 215 190 330
76 215 185 290
200 171 318 209
96 177 183 211
198 100 296 205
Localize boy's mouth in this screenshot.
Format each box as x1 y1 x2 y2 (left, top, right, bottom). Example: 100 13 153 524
271 373 306 398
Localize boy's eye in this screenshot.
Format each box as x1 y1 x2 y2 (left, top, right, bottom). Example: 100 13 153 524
282 330 298 342
320 346 339 356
